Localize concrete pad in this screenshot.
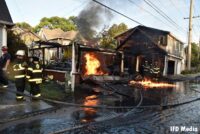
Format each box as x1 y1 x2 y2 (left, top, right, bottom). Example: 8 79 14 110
0 83 53 121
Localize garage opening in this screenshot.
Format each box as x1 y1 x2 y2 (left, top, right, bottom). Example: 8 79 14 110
167 60 175 75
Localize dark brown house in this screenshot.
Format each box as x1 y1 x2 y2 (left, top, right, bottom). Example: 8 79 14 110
116 25 185 75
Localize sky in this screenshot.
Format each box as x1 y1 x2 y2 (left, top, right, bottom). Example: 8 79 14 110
5 0 200 44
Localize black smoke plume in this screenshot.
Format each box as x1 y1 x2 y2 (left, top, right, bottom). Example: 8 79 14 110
76 1 113 40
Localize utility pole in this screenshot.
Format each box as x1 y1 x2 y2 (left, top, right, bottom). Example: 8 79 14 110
187 0 194 70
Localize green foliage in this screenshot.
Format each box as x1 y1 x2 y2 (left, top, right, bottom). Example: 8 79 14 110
7 30 28 60
34 16 77 33
181 69 195 74
100 36 118 49
191 43 200 67
99 23 128 49
108 23 128 37
16 22 33 31
181 68 200 74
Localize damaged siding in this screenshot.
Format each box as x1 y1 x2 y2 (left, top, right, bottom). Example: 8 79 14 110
116 26 185 76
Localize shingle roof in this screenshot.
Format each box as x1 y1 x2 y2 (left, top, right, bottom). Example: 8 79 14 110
40 28 88 44
0 0 13 25
41 28 64 40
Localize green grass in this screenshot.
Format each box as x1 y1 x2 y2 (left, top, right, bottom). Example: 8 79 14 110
26 81 66 101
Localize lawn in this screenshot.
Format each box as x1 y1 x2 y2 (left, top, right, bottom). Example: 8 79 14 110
26 81 67 101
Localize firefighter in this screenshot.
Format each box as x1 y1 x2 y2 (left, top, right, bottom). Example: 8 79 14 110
142 60 150 79
27 56 42 99
13 50 26 100
0 46 11 88
152 61 160 80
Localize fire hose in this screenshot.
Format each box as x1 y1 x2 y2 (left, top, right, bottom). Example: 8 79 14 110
0 87 147 109
1 85 200 133
0 85 144 133
49 88 200 134
49 87 144 134
1 84 199 111
1 83 200 124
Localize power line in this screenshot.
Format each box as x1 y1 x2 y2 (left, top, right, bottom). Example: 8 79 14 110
92 0 144 25
92 0 180 48
154 0 188 36
13 0 26 22
143 0 187 32
144 0 186 32
128 0 182 34
187 0 200 41
169 0 186 19
59 0 89 16
193 2 200 32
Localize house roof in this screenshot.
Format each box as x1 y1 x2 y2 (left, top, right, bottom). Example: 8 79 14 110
39 28 88 44
12 27 42 45
40 28 64 40
0 0 13 26
62 30 88 43
116 25 183 50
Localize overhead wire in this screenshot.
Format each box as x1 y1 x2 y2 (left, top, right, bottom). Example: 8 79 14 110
13 0 26 22
169 0 186 17
59 0 89 16
92 0 144 25
143 0 187 33
165 0 189 33
92 0 185 50
193 0 200 42
168 0 188 40
128 0 182 34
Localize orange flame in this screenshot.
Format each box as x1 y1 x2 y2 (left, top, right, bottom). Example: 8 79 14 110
129 79 176 89
83 95 98 116
84 53 105 75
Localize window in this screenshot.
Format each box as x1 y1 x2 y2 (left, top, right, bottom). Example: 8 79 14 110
159 36 167 45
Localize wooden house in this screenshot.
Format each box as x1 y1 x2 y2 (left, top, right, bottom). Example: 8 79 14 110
12 26 41 47
37 28 87 61
116 25 185 75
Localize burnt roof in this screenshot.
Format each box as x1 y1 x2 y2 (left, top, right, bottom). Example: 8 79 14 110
115 25 170 39
116 25 183 50
0 0 13 26
115 25 168 55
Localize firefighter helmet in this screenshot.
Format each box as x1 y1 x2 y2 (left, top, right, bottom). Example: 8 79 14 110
16 50 25 56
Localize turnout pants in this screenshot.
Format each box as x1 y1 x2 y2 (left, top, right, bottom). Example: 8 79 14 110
0 70 8 86
15 78 25 99
30 83 41 97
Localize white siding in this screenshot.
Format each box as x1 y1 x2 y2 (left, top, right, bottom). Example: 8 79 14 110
0 25 7 56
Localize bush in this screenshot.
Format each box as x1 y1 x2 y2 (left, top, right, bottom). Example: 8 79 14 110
181 68 200 74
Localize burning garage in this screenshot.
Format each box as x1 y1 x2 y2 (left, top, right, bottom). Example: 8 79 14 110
116 25 185 76
29 39 122 91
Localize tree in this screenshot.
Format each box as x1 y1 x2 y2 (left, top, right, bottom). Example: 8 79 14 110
99 23 128 49
16 22 33 31
191 42 200 67
7 30 28 61
108 23 128 37
34 16 77 33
